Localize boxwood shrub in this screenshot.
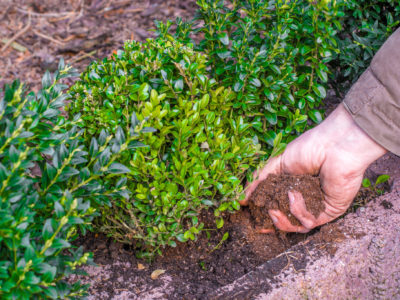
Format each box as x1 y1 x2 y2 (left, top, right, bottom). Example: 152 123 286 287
157 0 342 153
0 62 133 298
331 0 400 93
68 39 261 256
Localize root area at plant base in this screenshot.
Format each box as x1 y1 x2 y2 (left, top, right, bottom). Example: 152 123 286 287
75 173 368 299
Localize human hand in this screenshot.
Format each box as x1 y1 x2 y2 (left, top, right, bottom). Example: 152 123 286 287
241 104 387 233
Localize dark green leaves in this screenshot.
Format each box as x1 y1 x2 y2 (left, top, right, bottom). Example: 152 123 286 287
217 32 229 45
308 109 323 124
174 78 184 91
42 71 52 89
312 84 327 99
89 70 101 81
107 163 131 174
164 0 337 155
0 62 129 298
331 0 400 93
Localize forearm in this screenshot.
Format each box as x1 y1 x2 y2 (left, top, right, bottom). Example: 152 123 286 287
342 27 400 156
320 104 387 171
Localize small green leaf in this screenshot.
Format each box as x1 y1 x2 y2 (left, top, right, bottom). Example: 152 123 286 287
362 178 371 188
42 71 52 89
174 79 184 91
201 199 214 206
312 84 327 99
217 32 229 45
128 141 147 149
216 218 224 229
44 286 58 298
308 109 323 124
271 143 286 158
375 174 390 187
131 112 139 127
316 68 328 83
141 127 157 133
231 200 240 210
89 70 101 81
107 163 131 174
250 78 261 87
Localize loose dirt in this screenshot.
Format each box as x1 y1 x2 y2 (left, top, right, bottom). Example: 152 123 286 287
76 174 333 299
249 174 325 229
75 170 393 298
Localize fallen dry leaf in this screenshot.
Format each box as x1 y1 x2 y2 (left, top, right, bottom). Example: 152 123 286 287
137 263 145 270
150 269 165 280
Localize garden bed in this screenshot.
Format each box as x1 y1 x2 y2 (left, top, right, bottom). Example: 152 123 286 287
68 153 399 299
2 1 400 299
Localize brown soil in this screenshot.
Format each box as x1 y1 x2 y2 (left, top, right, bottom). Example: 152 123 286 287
3 1 398 298
79 209 310 299
77 174 330 299
74 171 391 299
249 174 325 229
0 0 197 92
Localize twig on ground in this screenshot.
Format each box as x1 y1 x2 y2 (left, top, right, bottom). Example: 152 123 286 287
275 250 294 259
33 30 65 45
1 12 31 52
103 7 145 16
16 7 76 18
1 38 27 52
125 8 146 13
68 50 97 64
282 252 292 272
61 35 78 43
304 245 314 259
101 0 133 12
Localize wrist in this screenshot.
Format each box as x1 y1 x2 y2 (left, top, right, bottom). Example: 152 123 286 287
319 103 387 168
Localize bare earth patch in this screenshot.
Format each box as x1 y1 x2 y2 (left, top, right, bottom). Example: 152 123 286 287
0 0 197 91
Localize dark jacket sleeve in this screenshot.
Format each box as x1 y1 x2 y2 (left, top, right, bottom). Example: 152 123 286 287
343 27 400 156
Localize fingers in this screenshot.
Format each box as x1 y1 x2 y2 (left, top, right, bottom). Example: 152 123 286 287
268 209 311 233
287 190 316 230
268 190 336 233
241 155 283 206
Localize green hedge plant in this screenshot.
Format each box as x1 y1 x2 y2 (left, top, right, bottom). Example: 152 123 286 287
0 61 135 298
331 0 400 94
157 0 342 153
68 39 260 256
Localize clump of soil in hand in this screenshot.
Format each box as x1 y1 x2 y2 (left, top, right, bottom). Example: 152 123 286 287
248 174 325 230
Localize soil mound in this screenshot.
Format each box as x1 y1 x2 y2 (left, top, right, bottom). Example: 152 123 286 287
75 172 388 299
248 174 325 229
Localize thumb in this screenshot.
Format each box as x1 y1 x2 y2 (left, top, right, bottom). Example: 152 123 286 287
241 155 283 205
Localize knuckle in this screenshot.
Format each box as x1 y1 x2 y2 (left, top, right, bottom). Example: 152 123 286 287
302 218 315 230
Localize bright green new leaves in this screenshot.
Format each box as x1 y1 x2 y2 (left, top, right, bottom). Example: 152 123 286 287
0 62 131 298
69 39 260 256
157 0 342 155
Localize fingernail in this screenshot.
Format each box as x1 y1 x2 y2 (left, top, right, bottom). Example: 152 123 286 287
288 190 294 204
271 215 278 223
